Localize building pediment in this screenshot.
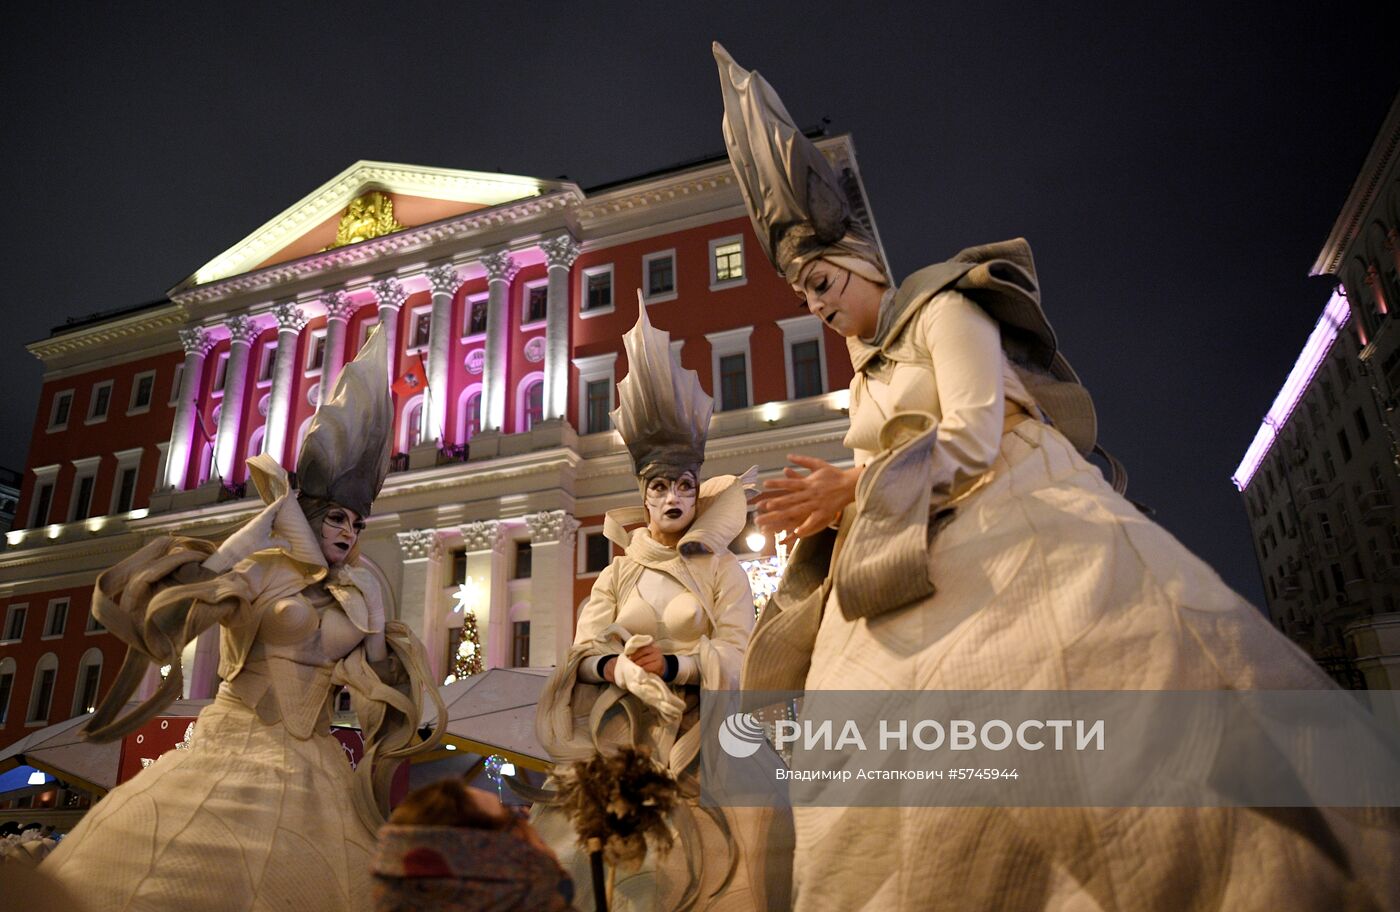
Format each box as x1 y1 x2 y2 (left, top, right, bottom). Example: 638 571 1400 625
172 162 578 292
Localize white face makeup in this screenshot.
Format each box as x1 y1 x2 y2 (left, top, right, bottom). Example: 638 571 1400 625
644 471 698 540
319 505 364 566
792 261 885 339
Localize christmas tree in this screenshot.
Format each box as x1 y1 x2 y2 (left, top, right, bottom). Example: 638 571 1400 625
451 609 483 680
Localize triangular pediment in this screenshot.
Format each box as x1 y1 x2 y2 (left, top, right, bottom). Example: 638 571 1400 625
177 162 576 290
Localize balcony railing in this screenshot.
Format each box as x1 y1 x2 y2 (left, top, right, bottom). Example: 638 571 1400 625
1359 488 1394 526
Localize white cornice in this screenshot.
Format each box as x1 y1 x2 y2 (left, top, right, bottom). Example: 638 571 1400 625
27 303 187 365
1313 93 1400 277
171 191 583 309
176 162 583 290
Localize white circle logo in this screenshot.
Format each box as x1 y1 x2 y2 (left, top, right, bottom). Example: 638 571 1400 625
717 712 766 759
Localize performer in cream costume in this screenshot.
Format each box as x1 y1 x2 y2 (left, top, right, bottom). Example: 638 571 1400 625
42 329 444 912
714 43 1400 912
533 304 772 911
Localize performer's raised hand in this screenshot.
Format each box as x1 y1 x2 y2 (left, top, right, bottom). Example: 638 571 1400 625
757 454 863 537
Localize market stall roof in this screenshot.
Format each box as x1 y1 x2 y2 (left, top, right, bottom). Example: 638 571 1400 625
434 667 553 772
0 699 209 795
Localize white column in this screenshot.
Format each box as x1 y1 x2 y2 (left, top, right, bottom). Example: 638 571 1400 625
461 520 510 669
480 250 519 433
262 303 305 465
371 277 407 383
425 263 461 444
320 290 355 397
540 235 580 422
213 316 259 482
396 529 446 682
164 327 214 491
526 509 580 667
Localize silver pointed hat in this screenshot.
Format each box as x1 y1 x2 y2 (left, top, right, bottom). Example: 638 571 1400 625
296 324 391 516
612 294 713 480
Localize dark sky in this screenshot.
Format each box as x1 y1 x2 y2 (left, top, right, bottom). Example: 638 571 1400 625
2 2 1395 605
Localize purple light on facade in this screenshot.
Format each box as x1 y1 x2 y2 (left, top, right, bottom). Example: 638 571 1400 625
1232 288 1351 491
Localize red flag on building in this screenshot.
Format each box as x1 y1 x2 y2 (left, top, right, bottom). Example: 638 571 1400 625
392 353 428 398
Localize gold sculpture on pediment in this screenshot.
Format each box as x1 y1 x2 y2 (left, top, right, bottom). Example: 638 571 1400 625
323 190 406 250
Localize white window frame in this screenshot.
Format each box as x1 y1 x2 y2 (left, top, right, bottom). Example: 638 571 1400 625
399 394 426 452
2 604 27 644
406 304 433 354
705 326 755 412
26 653 58 726
154 442 170 494
255 340 277 387
43 597 69 640
0 656 16 727
72 647 103 716
29 464 60 528
521 279 549 329
777 314 829 399
110 447 143 515
576 525 610 579
48 389 75 432
305 327 328 375
516 372 546 433
708 234 747 291
579 263 615 318
69 456 102 522
573 352 618 436
169 362 185 406
211 350 231 394
358 317 381 350
127 369 157 415
86 599 106 633
462 293 489 340
642 248 678 304
86 380 114 424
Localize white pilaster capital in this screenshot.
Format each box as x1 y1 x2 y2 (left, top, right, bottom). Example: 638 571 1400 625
426 264 461 297
541 234 581 271
459 519 506 553
526 510 580 546
323 290 355 322
226 315 260 347
396 528 444 561
371 277 408 311
482 250 520 284
179 327 215 357
272 302 307 333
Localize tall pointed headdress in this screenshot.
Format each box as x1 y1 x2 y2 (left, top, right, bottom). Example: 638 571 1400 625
714 42 888 284
296 325 391 516
612 296 713 480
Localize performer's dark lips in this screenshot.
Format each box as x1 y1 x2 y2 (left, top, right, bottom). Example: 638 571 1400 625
334 542 350 552
664 508 683 519
823 311 836 325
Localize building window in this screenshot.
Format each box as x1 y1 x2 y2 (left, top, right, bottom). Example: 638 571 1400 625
31 479 55 528
706 325 754 412
73 651 102 715
643 250 677 303
1337 429 1353 462
70 472 96 522
169 363 185 406
49 390 74 431
3 605 26 642
778 314 828 400
44 599 69 638
1354 408 1370 443
87 381 113 423
466 297 488 336
0 659 14 726
257 341 278 384
409 307 432 350
462 391 482 441
522 380 544 431
524 283 548 325
709 235 746 288
306 329 327 373
114 466 137 513
584 532 611 574
719 354 749 411
511 621 531 667
212 351 230 392
128 370 156 413
404 399 424 450
585 379 612 434
27 657 57 724
514 540 533 579
581 265 614 316
86 603 105 633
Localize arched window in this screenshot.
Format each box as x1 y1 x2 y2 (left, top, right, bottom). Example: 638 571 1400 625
294 416 315 466
72 647 103 716
463 391 481 441
516 374 545 433
401 395 425 451
248 426 266 459
0 657 17 727
27 653 59 724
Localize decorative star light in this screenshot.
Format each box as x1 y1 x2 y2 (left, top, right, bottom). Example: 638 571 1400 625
452 576 483 614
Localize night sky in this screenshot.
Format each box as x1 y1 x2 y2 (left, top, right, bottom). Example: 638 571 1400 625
2 3 1395 606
